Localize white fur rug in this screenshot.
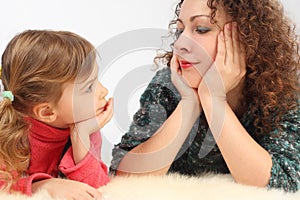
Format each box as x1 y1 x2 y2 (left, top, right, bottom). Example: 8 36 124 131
0 174 299 200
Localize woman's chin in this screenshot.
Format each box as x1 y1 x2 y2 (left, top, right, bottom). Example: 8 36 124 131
183 76 201 89
182 72 202 89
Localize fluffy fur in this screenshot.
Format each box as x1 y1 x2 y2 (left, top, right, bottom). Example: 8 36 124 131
0 174 299 200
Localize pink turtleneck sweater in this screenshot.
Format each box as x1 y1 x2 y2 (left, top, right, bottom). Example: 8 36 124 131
7 118 109 195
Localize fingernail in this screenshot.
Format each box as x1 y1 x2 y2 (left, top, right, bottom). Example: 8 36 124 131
219 31 224 40
226 23 231 30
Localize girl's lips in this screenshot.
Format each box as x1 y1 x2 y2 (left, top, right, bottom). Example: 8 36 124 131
96 103 107 115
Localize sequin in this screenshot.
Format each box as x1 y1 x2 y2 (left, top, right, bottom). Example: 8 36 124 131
110 67 300 193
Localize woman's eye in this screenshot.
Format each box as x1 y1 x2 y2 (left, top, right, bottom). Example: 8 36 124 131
195 26 210 34
175 28 183 39
86 84 93 93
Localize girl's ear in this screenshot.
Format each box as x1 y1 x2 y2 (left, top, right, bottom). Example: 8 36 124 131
32 103 57 124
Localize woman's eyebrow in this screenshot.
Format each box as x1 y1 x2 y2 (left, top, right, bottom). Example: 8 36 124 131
190 15 211 22
176 14 211 24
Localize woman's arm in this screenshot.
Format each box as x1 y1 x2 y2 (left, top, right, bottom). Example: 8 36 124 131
200 97 272 187
116 57 201 175
117 99 200 175
198 23 272 187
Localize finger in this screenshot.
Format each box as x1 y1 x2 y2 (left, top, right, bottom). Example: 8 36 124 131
86 188 102 200
100 108 114 128
215 31 226 69
97 98 114 128
239 40 247 73
232 22 240 64
224 23 233 65
170 54 181 74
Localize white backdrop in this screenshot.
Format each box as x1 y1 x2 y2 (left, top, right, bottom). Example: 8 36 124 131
1 0 299 165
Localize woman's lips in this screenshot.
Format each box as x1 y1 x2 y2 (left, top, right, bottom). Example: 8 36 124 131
179 60 197 69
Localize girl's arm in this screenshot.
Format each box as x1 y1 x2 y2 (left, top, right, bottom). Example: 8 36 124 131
59 131 110 188
32 177 101 200
3 173 51 195
58 99 113 187
70 98 113 164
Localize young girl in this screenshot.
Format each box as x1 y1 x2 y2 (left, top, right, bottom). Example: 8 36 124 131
0 30 113 200
111 0 300 193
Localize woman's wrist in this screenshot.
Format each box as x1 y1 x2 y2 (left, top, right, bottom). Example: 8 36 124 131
180 98 202 119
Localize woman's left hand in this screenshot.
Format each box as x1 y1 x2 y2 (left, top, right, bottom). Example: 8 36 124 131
198 22 246 99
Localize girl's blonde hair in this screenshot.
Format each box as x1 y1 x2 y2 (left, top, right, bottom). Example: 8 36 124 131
0 30 95 191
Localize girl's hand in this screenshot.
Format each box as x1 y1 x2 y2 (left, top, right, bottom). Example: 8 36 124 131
171 54 199 104
70 98 113 163
72 98 114 136
32 178 102 200
198 22 246 99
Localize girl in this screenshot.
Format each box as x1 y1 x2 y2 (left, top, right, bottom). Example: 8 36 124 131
0 30 113 200
111 0 300 193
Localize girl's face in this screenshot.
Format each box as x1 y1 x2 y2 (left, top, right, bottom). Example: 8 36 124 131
55 62 109 127
173 0 228 88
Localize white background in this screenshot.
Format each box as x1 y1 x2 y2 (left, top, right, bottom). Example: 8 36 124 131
1 0 299 165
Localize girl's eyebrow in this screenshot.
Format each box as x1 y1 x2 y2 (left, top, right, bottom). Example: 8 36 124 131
176 14 211 24
80 76 97 90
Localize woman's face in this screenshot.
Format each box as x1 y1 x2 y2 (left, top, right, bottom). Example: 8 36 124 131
174 0 228 88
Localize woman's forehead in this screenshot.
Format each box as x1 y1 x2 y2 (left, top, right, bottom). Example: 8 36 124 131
179 0 229 27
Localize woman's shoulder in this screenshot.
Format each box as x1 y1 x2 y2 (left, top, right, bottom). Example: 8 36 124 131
145 67 178 95
149 67 171 85
140 66 180 105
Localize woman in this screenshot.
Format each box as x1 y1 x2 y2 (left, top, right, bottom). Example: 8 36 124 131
111 0 300 192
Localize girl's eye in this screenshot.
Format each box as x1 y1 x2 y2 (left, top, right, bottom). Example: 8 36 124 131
195 26 210 34
86 83 93 93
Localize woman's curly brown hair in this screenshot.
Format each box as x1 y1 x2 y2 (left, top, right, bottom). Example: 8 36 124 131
156 0 300 136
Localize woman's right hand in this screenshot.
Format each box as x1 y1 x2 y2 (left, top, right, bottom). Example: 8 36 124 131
171 54 200 104
32 178 102 200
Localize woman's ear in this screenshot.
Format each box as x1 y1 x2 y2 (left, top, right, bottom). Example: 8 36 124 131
32 103 57 124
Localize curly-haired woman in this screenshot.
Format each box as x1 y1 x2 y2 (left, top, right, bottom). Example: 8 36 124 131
110 0 300 192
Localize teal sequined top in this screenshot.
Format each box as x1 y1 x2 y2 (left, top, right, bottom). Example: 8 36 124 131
110 67 300 192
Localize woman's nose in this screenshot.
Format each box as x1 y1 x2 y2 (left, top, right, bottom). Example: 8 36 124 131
174 32 193 55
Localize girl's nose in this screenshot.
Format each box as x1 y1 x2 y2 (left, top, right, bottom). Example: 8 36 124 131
96 81 108 99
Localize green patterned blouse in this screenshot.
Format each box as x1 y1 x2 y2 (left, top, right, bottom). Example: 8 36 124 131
110 67 300 192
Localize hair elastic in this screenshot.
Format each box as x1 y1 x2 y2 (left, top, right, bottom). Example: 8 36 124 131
2 91 14 102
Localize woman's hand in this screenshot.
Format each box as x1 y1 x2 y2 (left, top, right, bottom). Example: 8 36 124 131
171 54 200 105
32 178 102 200
198 22 246 99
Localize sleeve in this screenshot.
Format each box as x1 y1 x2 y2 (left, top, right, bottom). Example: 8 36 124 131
259 103 300 192
58 131 110 188
8 173 51 195
109 67 180 174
